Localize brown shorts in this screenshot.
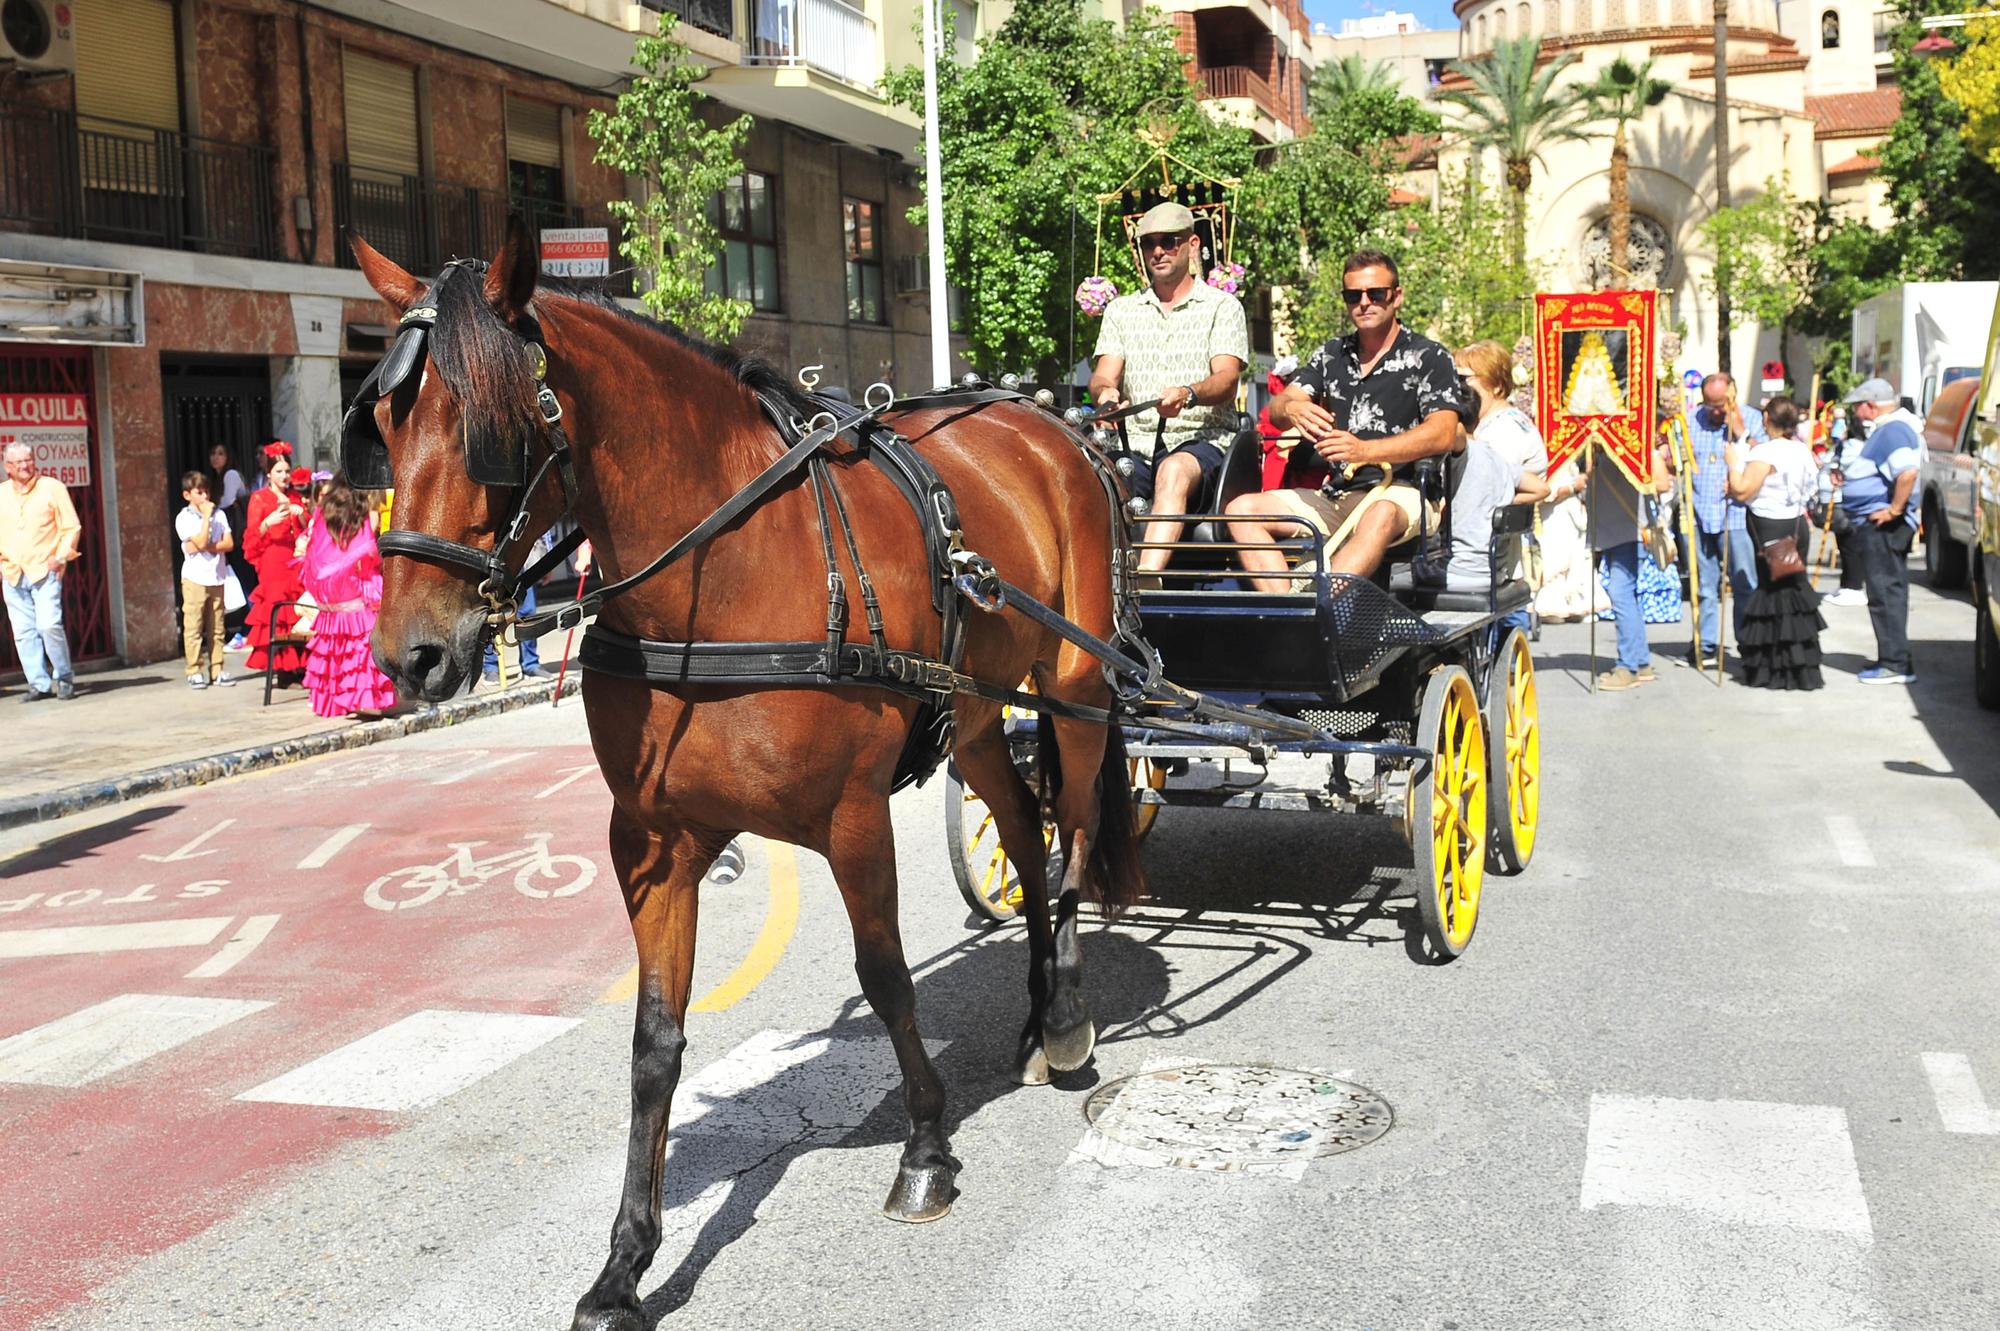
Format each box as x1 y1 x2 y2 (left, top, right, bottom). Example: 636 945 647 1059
1294 482 1438 551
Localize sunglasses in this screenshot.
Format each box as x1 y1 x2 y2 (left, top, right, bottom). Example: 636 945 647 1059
1141 233 1192 252
1342 286 1395 307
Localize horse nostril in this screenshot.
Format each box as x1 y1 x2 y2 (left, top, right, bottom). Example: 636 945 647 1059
405 642 445 682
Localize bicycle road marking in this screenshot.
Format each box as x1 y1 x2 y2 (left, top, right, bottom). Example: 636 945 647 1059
1921 1052 2000 1134
598 840 801 1011
184 914 281 979
362 835 597 912
297 824 369 869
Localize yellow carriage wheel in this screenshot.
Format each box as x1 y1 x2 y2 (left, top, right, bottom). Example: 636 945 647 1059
945 751 1166 925
1408 665 1487 960
1485 628 1540 875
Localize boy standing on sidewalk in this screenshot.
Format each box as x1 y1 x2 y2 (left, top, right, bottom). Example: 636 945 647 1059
176 470 235 689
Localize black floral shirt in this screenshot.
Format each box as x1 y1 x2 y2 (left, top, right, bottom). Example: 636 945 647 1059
1290 323 1472 492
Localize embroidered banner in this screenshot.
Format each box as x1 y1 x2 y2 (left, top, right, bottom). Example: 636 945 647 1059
1533 290 1659 486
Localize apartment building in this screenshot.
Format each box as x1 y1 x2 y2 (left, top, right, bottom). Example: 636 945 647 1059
0 0 963 671
1160 0 1316 143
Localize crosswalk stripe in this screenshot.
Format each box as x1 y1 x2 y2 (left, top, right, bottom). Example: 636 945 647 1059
0 916 234 959
235 1009 581 1112
1825 815 1877 868
0 993 273 1087
1920 1052 2000 1134
184 914 280 979
1581 1093 1873 1238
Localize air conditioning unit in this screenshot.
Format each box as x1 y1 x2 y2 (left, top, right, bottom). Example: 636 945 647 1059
0 0 76 74
894 254 929 297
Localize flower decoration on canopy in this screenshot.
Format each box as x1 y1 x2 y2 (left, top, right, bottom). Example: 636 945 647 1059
1075 275 1118 317
1205 261 1246 297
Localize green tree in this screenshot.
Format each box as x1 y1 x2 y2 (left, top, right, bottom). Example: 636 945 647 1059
1941 13 2000 171
1877 1 1974 278
1437 35 1599 270
1308 53 1401 116
883 0 1254 377
1698 178 1816 372
1579 56 1670 289
1292 168 1534 352
586 26 751 339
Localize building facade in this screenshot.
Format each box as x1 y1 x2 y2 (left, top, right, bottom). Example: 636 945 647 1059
1 0 964 673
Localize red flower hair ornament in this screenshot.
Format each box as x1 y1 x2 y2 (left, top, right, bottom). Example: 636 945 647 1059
262 441 294 461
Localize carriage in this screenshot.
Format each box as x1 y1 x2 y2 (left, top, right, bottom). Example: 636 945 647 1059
945 409 1542 961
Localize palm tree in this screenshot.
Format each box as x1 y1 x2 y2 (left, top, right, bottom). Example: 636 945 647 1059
1581 57 1671 289
1437 35 1599 270
1308 53 1400 119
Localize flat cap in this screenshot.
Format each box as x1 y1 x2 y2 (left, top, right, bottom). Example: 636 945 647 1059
1842 376 1897 404
1134 201 1196 237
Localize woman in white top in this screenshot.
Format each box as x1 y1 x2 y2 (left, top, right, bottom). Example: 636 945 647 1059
1725 396 1825 689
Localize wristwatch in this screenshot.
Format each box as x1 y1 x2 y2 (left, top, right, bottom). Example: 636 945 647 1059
1180 384 1199 407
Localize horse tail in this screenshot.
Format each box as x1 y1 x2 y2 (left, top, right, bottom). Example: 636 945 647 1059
1033 714 1147 918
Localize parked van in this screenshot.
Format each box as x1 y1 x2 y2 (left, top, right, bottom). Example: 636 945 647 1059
1971 303 2000 708
1919 376 1982 588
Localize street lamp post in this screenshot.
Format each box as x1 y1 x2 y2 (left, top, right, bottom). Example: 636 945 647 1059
1713 0 1731 377
921 0 950 388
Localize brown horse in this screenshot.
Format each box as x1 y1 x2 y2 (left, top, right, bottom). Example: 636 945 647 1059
351 223 1144 1330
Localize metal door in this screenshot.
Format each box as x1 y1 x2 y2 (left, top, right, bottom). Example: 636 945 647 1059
161 359 271 618
0 348 113 672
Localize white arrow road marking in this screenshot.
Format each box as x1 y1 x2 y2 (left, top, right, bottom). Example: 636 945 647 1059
1921 1052 2000 1134
138 818 237 863
1824 816 1877 868
532 765 600 800
297 824 369 869
184 915 281 979
0 993 273 1086
0 916 235 959
237 1009 581 1112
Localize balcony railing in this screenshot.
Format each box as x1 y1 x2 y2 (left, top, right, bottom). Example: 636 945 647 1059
0 107 277 260
640 0 733 40
747 0 880 88
333 163 632 295
1197 65 1278 114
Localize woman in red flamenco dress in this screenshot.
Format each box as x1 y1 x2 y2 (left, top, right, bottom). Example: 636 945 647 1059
243 445 310 680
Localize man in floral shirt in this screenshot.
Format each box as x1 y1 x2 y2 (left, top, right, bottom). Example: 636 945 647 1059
1225 250 1471 587
1088 201 1248 577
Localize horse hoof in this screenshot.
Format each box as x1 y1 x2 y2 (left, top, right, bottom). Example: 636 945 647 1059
882 1163 956 1224
1042 1017 1096 1074
571 1306 644 1331
1013 1042 1051 1086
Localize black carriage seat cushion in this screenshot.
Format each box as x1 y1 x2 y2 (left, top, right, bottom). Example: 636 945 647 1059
1182 424 1263 545
1387 498 1537 614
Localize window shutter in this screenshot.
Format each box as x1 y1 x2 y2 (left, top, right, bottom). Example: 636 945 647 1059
73 0 181 134
342 49 420 177
506 98 563 170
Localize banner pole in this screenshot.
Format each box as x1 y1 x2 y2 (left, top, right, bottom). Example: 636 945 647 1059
1587 440 1597 693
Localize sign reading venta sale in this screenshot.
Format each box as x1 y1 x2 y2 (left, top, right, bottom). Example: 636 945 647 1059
539 228 610 279
0 394 90 487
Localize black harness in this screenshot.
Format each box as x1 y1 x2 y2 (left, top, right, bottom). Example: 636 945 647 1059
339 274 1203 788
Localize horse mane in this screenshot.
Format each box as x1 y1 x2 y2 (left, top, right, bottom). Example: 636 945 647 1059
424 261 812 469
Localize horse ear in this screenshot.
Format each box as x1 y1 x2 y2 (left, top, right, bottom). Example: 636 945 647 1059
484 216 541 321
349 233 424 312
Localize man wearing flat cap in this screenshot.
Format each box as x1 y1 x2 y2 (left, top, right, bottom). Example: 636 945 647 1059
1838 376 1923 684
1088 201 1248 576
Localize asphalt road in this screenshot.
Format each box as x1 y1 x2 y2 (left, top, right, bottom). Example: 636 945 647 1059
4 578 1998 1331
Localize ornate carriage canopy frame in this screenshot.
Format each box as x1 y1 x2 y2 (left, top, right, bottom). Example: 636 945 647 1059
1533 290 1659 486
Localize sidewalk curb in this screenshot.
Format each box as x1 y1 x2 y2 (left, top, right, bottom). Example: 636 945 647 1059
0 675 581 833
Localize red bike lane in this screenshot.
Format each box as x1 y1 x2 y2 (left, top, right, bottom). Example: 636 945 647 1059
0 744 635 1329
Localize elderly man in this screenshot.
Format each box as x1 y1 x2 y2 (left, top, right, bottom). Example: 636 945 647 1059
1224 249 1467 587
1838 376 1923 684
0 442 81 701
1673 372 1764 669
1087 201 1248 577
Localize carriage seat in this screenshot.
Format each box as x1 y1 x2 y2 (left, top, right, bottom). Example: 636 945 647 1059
1175 423 1262 545
1387 499 1535 615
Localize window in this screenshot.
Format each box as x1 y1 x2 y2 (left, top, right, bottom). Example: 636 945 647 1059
704 172 780 313
1822 9 1841 48
342 50 420 177
844 197 885 325
506 98 566 210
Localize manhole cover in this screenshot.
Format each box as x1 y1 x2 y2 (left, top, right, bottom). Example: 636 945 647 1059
1081 1064 1392 1174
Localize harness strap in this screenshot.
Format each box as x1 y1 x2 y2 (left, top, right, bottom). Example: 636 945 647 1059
514 402 878 640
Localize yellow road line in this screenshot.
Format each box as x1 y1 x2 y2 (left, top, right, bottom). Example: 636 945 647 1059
596 839 801 1011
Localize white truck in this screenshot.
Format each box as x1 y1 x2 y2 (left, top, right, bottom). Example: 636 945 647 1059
1850 281 1998 415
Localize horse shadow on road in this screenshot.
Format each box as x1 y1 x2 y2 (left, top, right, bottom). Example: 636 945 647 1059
635 806 1421 1322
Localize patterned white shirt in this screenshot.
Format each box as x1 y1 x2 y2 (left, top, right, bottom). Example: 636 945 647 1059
1092 280 1249 455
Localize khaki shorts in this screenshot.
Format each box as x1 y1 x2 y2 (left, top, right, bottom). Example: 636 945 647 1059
1295 482 1440 553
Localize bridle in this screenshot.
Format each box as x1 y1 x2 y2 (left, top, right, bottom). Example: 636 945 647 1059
341 261 582 634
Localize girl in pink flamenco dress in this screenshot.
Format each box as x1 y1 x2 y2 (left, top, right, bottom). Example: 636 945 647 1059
300 477 397 719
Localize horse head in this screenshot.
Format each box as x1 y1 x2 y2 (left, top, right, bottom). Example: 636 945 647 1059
348 217 575 701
